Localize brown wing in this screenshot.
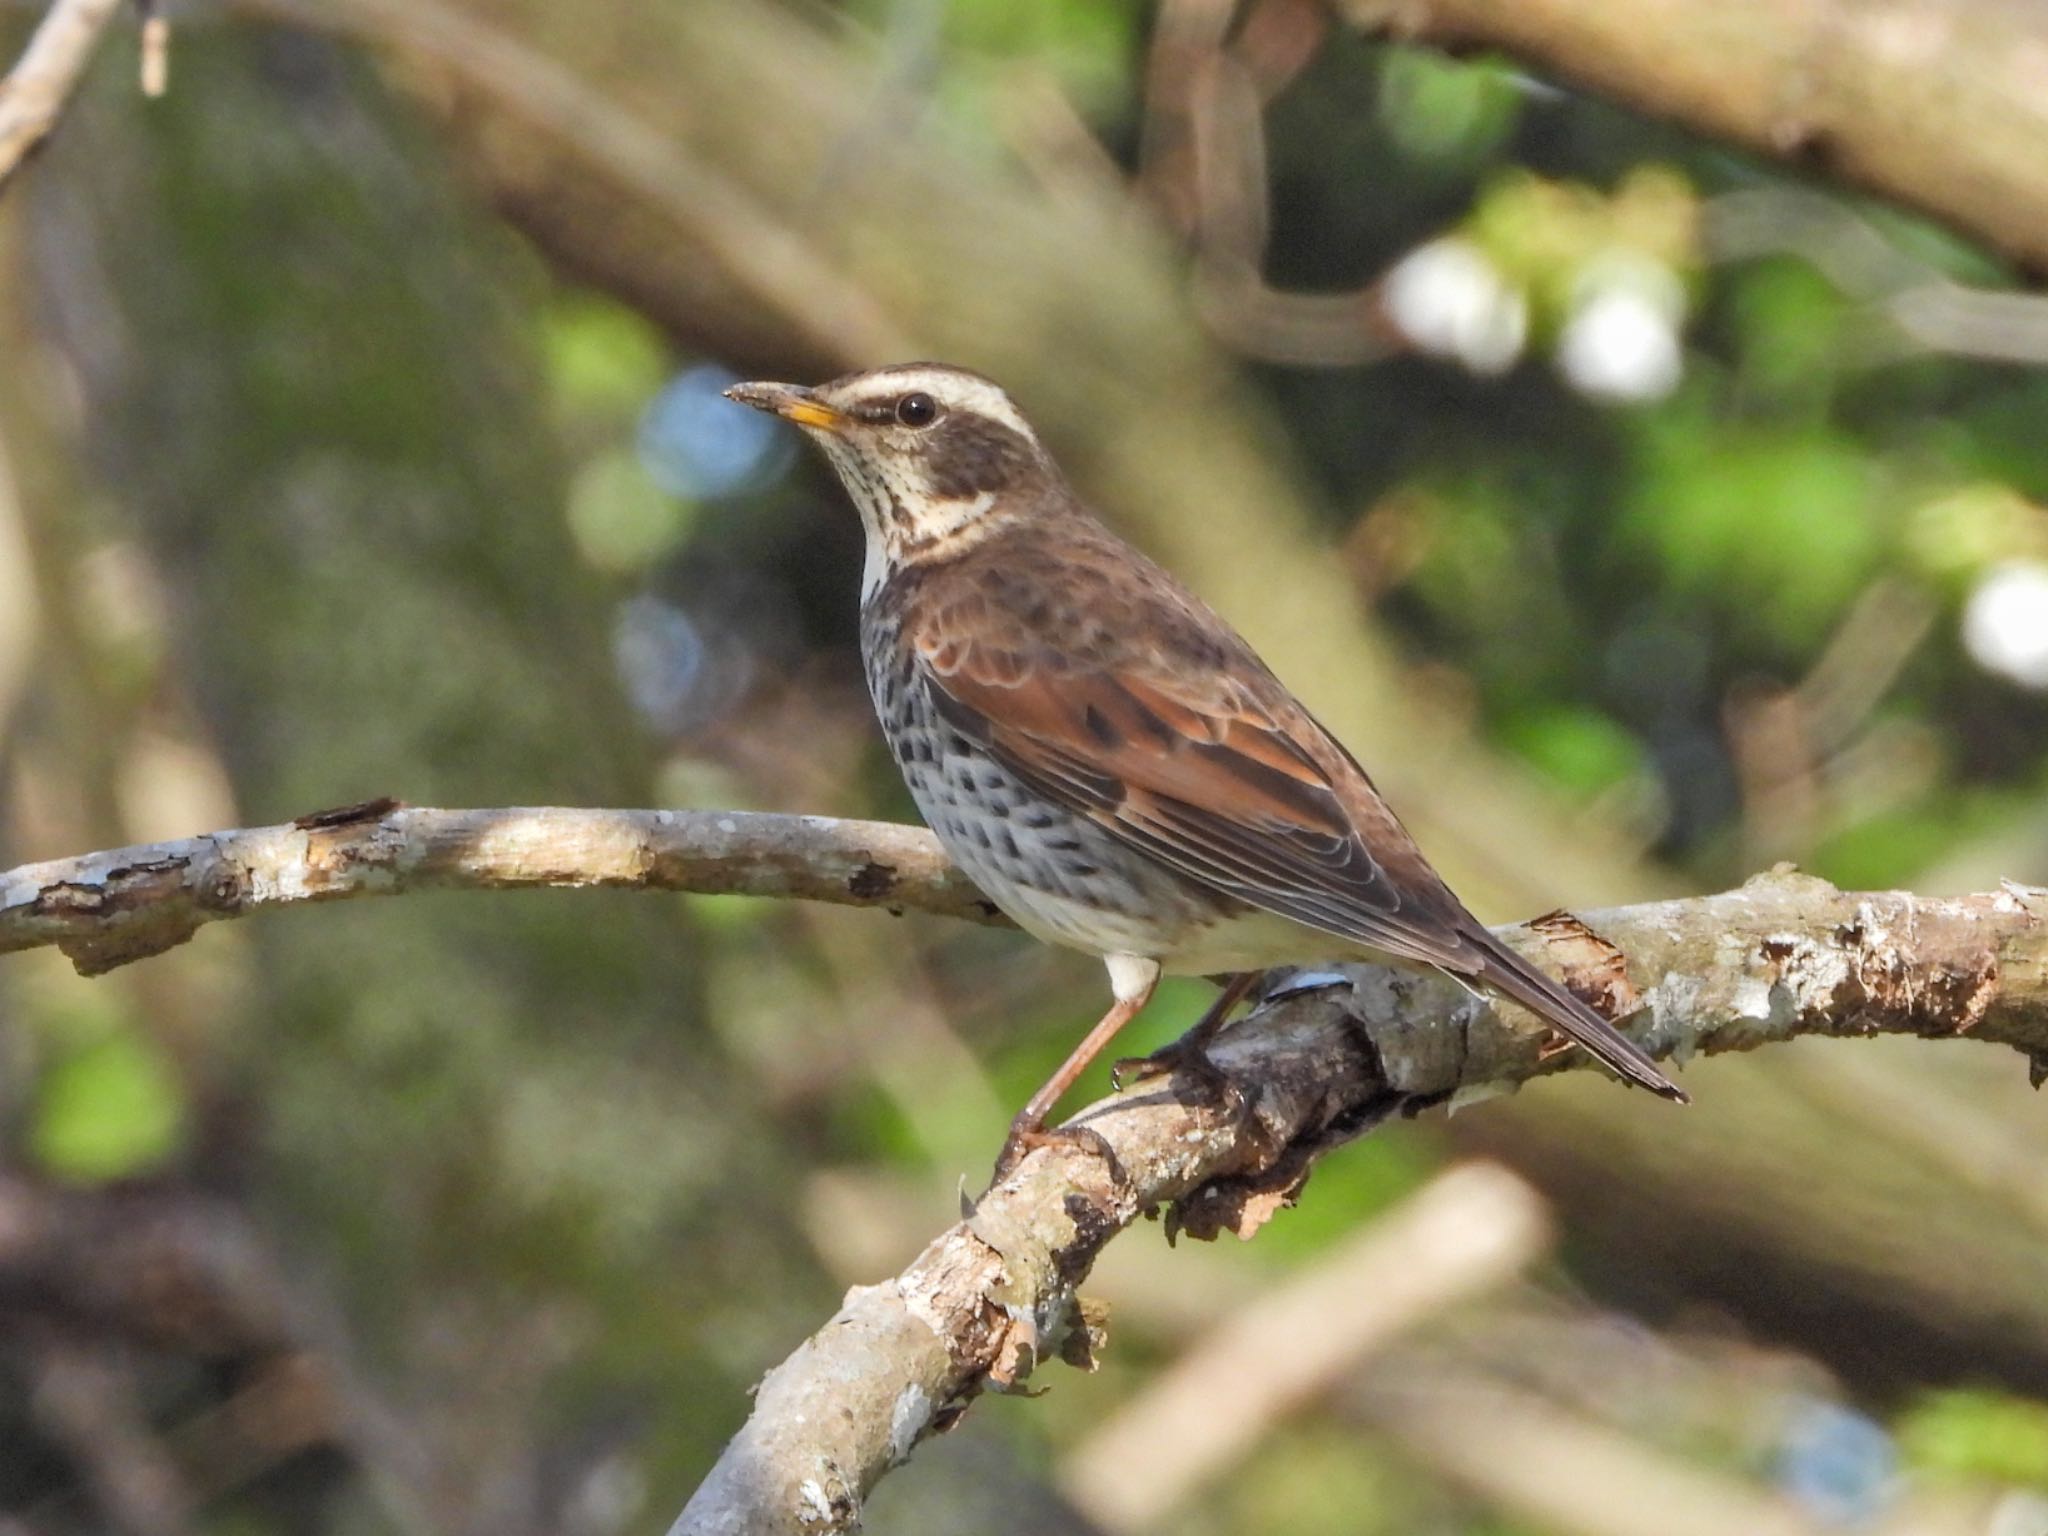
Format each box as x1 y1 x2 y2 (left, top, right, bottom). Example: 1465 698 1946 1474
898 526 1684 1102
905 550 1485 973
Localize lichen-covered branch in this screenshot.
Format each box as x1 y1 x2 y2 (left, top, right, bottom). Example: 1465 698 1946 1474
1341 0 2048 271
0 802 1002 976
669 872 2048 1536
0 0 125 191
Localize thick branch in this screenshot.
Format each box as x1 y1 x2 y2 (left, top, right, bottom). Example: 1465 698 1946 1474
670 872 2048 1536
1342 0 2048 272
7 811 2047 1531
0 0 124 191
0 803 1002 975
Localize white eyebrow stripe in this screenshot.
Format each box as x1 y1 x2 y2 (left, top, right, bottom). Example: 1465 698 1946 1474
841 366 1039 445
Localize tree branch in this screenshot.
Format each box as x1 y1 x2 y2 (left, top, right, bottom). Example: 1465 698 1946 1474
668 872 2048 1536
1341 0 2048 272
6 811 2047 1530
0 0 125 192
0 803 1003 975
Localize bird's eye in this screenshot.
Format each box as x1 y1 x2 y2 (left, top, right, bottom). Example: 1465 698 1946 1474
895 391 939 428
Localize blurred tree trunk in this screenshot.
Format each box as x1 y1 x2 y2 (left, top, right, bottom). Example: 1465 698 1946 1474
5 24 822 1530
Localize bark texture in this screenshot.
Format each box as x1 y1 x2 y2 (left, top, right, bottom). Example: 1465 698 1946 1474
0 805 1001 976
670 871 2048 1535
4 815 2042 1530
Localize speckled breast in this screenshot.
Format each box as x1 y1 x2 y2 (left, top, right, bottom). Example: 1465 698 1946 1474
860 602 1233 963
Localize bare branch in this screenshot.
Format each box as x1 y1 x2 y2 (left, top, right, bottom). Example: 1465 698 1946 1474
0 0 124 192
670 872 2048 1535
0 804 1003 976
6 810 2045 1530
1340 0 2048 272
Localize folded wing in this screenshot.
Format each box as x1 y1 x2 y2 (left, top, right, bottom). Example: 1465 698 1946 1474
907 577 1683 1102
914 619 1485 973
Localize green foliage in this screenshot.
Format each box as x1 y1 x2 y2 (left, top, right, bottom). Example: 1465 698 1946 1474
566 449 696 573
1630 413 1884 648
1469 166 1698 331
544 293 669 418
1723 259 1851 408
1497 702 1649 796
1906 484 2048 591
851 0 1142 117
1899 1390 2048 1490
30 1030 187 1182
1377 48 1521 174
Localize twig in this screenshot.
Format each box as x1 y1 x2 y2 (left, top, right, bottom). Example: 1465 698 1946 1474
1705 188 2048 366
0 803 1004 976
668 871 2048 1535
0 0 124 191
135 0 165 98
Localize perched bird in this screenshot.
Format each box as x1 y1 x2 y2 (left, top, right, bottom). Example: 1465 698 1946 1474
727 364 1684 1168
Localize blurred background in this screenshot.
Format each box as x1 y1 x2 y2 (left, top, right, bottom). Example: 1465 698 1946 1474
3 1 2048 1533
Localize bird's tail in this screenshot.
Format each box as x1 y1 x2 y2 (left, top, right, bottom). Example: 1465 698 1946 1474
1472 937 1686 1102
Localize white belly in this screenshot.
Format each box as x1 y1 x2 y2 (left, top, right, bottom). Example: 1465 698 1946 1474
1142 905 1370 976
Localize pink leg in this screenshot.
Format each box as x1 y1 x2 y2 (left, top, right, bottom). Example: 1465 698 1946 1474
995 956 1159 1177
1113 968 1263 1088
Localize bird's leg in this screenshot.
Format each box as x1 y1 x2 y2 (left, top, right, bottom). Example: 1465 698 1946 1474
1112 968 1262 1094
993 956 1159 1181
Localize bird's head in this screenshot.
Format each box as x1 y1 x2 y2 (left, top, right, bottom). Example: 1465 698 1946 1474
726 363 1060 594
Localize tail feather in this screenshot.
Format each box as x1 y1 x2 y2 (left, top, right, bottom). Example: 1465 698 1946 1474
1472 938 1686 1102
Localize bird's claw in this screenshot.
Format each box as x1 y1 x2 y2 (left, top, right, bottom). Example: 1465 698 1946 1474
1109 1049 1170 1091
991 1119 1122 1185
1113 1035 1247 1121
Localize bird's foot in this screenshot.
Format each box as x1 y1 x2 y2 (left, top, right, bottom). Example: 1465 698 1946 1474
990 1116 1124 1186
1110 1038 1181 1090
1112 1034 1247 1122
1111 970 1259 1094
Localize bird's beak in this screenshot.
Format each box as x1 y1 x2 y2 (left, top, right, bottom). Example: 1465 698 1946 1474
724 380 846 433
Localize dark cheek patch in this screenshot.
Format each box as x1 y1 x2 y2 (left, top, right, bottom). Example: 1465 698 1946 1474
927 417 1036 497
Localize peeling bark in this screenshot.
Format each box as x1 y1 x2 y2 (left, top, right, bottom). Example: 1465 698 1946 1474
658 866 2048 1535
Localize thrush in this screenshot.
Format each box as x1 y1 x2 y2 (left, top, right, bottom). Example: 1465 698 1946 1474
727 364 1684 1169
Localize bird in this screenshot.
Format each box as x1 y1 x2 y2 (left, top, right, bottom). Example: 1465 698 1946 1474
726 363 1684 1171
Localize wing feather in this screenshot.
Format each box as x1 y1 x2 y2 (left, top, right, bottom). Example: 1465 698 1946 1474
887 525 1682 1100
915 626 1482 972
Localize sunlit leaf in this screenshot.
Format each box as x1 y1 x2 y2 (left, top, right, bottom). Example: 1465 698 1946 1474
31 1032 187 1183
1899 1390 2048 1490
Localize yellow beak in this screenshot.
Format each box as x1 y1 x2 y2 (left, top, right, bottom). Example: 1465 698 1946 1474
724 380 846 433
